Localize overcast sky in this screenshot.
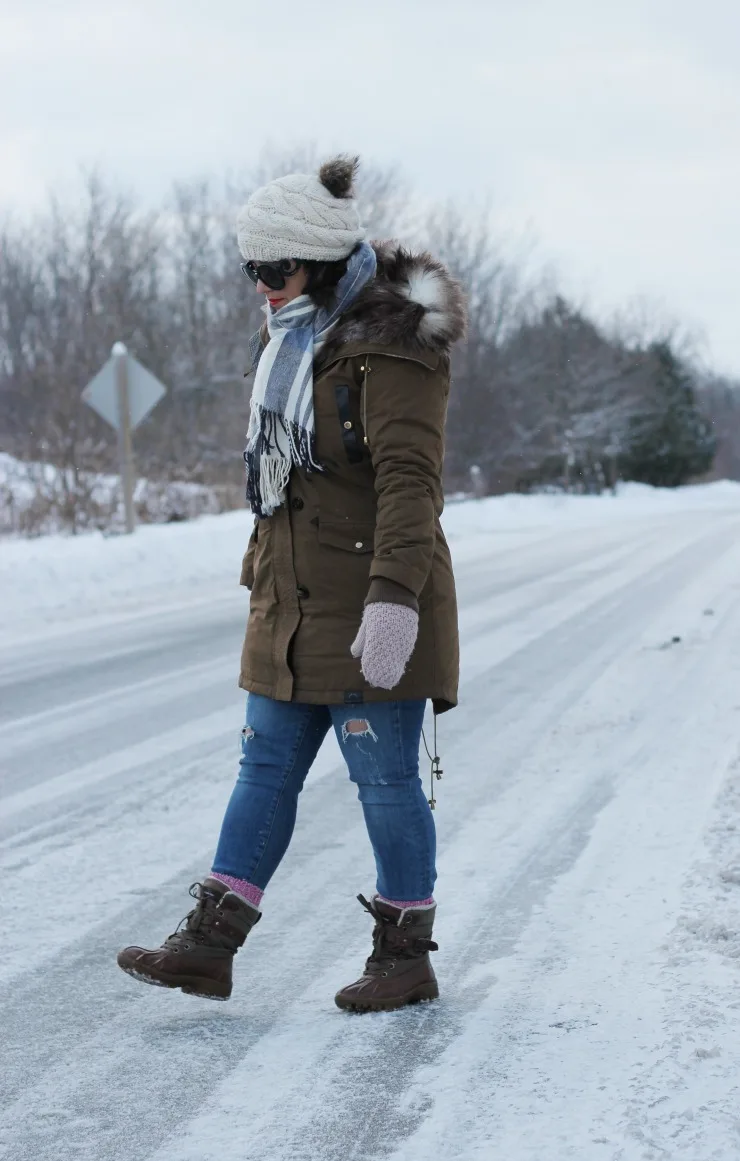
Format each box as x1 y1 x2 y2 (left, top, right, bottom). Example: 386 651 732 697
2 0 738 374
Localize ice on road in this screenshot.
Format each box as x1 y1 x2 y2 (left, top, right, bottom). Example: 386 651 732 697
2 492 740 1160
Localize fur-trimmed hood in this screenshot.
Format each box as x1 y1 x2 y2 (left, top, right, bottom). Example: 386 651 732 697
320 242 467 362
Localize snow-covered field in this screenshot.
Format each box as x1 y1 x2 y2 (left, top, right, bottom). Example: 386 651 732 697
3 484 740 1159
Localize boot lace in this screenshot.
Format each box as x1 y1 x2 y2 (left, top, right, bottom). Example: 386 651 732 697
357 894 438 975
164 882 224 950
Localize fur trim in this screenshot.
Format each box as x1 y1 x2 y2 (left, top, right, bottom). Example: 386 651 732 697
320 243 467 360
318 155 359 200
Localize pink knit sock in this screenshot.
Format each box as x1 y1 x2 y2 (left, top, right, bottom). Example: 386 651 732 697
377 894 435 910
209 872 263 910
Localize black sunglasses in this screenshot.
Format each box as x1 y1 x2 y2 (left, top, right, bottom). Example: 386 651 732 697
240 258 302 290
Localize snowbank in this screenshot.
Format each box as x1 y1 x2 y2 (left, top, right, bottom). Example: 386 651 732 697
445 479 740 561
2 480 740 639
0 452 227 535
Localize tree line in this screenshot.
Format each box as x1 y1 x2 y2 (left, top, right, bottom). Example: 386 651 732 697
0 152 730 534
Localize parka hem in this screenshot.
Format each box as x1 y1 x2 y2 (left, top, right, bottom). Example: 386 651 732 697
238 674 456 714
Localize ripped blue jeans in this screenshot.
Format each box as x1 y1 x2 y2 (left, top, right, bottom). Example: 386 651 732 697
211 694 436 901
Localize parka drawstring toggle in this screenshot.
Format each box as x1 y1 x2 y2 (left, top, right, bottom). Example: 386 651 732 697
422 713 443 809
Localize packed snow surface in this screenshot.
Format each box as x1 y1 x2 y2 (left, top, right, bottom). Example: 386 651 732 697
2 483 740 1160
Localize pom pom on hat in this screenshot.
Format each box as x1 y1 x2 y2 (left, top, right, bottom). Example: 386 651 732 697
318 155 359 199
237 155 365 263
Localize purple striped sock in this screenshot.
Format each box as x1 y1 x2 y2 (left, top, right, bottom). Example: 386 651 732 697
210 872 263 910
377 894 435 910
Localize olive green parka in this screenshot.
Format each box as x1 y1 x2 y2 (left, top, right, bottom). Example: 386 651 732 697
239 243 466 713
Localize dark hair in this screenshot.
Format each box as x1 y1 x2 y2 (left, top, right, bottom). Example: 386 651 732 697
302 244 361 310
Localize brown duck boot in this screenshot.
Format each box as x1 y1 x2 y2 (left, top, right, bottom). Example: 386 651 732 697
335 894 439 1012
117 878 260 1001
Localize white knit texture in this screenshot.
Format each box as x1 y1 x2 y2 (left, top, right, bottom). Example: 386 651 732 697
351 603 419 690
237 172 365 262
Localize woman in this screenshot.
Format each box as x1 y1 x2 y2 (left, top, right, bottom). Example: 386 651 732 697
118 156 466 1012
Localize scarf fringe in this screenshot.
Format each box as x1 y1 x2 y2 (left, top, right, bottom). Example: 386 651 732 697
245 405 322 518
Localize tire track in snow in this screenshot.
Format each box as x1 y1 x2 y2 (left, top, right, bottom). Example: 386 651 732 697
369 529 740 1161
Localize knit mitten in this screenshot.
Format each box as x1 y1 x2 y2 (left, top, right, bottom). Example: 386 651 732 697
351 603 419 690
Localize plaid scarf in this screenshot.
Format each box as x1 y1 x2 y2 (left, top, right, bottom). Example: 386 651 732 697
244 241 377 517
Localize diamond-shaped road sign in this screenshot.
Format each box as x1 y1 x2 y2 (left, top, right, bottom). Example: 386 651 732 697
82 344 166 432
82 342 168 534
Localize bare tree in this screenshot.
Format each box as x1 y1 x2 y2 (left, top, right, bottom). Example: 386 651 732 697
695 374 740 482
0 172 167 530
422 202 535 491
496 297 650 492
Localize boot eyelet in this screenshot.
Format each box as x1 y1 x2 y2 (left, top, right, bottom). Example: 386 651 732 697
389 962 396 969
381 972 388 977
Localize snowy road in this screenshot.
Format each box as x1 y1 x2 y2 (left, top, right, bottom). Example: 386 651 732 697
3 507 740 1160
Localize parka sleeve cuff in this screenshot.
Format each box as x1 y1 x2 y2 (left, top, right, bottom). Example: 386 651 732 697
364 575 420 612
369 556 430 600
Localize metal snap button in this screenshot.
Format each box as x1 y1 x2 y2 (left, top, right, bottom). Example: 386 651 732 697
343 420 353 430
355 542 363 549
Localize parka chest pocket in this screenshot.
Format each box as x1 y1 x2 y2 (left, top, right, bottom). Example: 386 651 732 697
318 520 375 555
334 383 367 464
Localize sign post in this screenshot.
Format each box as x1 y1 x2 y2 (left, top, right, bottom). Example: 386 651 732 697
113 343 137 533
82 342 167 534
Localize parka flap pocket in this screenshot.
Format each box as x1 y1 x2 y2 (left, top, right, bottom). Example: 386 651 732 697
318 520 375 554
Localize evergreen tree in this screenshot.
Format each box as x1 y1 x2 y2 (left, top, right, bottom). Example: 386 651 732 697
620 342 716 487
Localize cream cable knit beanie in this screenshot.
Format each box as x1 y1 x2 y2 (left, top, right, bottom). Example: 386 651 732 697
237 156 366 263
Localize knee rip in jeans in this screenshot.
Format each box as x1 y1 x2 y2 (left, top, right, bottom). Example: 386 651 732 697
342 719 379 744
242 726 255 741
